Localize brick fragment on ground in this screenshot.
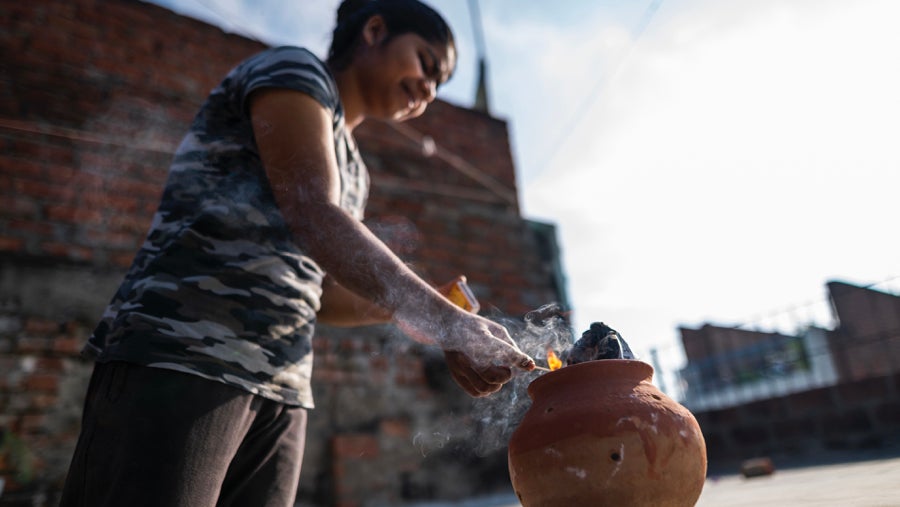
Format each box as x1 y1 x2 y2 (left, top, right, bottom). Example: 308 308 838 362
740 457 775 478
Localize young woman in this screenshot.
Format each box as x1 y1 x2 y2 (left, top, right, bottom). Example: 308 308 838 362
60 1 534 506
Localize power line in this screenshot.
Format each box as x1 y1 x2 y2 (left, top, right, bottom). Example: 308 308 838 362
532 0 665 178
0 114 517 205
467 0 487 57
668 275 900 338
0 117 173 154
385 121 518 205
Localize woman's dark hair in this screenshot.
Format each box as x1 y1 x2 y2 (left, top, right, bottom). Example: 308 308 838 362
327 0 456 73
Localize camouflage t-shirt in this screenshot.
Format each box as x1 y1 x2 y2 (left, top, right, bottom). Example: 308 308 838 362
84 46 369 408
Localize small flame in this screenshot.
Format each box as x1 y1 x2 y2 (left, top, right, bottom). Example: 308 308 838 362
546 348 562 371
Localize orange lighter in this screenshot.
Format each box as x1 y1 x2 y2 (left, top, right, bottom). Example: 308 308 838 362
445 277 481 314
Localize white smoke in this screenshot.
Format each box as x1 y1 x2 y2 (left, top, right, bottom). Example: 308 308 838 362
468 302 576 456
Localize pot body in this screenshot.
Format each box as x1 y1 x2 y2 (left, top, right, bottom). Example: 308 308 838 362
508 360 706 507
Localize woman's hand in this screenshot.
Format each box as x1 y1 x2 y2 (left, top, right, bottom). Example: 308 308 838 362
441 314 535 397
395 304 535 397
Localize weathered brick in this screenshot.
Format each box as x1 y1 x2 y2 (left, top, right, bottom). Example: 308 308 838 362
85 229 140 250
332 434 379 460
29 393 60 410
788 387 835 416
24 374 60 392
379 418 410 439
313 369 347 384
104 178 163 201
16 337 54 354
823 409 873 437
15 178 75 202
730 425 770 447
105 213 151 234
24 318 60 335
0 236 26 252
35 357 65 372
836 376 891 404
40 241 94 262
874 401 900 426
2 157 44 178
1 196 40 217
17 413 46 433
44 204 103 225
6 218 55 236
110 251 137 268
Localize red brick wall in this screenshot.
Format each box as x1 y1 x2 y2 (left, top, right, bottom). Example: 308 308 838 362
0 0 267 268
680 325 788 364
827 281 900 381
685 283 900 471
695 372 900 471
0 1 561 504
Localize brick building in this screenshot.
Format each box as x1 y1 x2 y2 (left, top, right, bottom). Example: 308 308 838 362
679 281 900 469
826 281 900 381
0 1 567 505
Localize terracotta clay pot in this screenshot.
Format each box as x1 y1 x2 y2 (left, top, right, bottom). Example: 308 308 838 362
508 360 707 507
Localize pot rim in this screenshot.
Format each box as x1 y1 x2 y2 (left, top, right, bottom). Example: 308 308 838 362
527 359 654 400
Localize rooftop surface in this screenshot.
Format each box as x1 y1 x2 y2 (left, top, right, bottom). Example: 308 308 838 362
412 448 900 507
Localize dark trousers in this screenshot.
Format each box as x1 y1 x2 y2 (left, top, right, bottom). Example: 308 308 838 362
59 361 307 507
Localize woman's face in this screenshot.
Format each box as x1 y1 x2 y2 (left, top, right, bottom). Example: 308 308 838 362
356 20 455 121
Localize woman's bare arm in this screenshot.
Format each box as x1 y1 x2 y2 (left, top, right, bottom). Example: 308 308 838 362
318 275 392 327
250 88 534 396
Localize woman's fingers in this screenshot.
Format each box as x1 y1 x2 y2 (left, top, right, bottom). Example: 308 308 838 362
444 351 508 397
485 322 536 372
431 313 536 396
478 364 512 385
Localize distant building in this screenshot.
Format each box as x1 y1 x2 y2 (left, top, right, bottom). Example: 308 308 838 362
680 281 900 411
678 281 900 466
679 324 838 411
826 280 900 381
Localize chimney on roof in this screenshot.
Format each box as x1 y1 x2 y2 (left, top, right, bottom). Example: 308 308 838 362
469 0 490 114
474 58 490 113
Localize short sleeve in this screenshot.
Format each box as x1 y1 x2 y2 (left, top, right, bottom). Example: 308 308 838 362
233 46 339 119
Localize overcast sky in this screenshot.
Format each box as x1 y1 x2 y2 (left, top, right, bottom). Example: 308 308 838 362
146 0 900 383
